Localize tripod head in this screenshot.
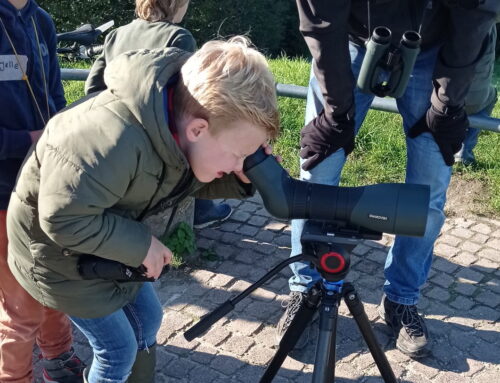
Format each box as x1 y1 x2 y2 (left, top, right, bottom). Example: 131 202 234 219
300 220 381 282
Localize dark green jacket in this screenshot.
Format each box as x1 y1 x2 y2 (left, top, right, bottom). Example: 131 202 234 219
85 19 196 94
7 48 251 318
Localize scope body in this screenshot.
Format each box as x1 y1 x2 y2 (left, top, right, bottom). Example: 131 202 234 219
243 150 429 237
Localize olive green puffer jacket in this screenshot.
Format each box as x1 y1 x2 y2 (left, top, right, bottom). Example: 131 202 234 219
7 48 251 318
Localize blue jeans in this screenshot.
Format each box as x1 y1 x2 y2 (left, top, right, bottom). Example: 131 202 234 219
290 43 451 305
70 283 163 382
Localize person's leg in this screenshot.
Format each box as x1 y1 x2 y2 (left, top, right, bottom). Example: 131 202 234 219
70 283 162 383
387 45 446 306
289 42 375 292
123 283 162 383
1 210 73 383
379 46 444 357
193 199 232 229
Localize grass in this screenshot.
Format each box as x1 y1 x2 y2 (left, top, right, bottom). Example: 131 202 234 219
60 57 500 215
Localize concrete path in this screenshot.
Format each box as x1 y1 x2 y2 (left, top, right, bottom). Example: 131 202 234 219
34 194 500 382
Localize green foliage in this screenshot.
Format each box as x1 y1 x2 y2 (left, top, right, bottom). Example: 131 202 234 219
186 0 308 57
39 0 309 58
38 0 134 35
161 222 197 267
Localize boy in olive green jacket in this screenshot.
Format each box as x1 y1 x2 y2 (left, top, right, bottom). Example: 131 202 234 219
7 37 279 382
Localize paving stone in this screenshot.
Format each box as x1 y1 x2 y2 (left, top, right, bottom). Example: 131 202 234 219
244 344 276 365
239 202 260 213
449 295 475 310
264 221 288 232
477 247 499 262
434 243 460 258
456 267 485 283
209 351 246 375
432 257 460 274
474 289 500 308
236 224 261 236
470 223 491 235
471 232 489 244
450 227 474 239
460 240 482 254
430 272 455 288
438 234 462 247
165 357 201 379
231 210 252 222
426 286 451 302
220 334 255 356
453 251 478 266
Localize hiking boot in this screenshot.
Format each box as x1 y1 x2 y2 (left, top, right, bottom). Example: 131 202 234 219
193 199 232 229
275 291 312 350
378 294 430 358
42 347 86 383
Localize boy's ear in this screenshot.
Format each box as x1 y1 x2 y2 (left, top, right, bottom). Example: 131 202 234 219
185 118 209 142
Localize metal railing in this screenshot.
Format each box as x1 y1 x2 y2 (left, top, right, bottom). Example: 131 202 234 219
62 68 500 133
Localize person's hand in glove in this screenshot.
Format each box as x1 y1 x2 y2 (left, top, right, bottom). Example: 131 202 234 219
408 104 468 166
300 109 355 171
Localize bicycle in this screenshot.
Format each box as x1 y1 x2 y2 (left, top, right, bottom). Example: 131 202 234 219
56 20 114 60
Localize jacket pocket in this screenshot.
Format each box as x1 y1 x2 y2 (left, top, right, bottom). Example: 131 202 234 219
30 241 83 282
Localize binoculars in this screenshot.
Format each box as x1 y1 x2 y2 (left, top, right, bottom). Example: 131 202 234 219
357 26 421 98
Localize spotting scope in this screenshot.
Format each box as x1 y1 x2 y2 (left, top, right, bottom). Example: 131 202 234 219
243 149 429 237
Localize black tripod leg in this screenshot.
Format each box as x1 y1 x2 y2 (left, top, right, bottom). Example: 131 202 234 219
342 283 397 383
260 287 321 383
312 290 341 383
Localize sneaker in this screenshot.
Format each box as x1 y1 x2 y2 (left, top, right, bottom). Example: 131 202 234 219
193 199 232 229
378 294 430 358
275 291 311 350
42 347 86 383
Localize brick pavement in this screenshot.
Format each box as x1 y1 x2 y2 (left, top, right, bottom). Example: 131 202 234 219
33 194 500 382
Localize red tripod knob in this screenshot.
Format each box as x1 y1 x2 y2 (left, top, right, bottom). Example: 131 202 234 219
320 252 346 274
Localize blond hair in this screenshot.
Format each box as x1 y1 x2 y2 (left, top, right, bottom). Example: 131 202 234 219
135 0 188 22
174 36 280 140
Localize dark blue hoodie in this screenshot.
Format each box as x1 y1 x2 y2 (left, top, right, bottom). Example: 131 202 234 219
0 0 65 209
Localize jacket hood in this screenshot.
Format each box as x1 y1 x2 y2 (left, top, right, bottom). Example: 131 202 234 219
103 47 192 165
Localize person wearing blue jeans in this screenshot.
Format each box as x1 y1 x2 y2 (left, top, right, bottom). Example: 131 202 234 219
70 283 162 382
277 0 498 358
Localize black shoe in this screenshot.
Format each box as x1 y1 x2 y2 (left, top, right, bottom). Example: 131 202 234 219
378 294 430 358
275 291 312 350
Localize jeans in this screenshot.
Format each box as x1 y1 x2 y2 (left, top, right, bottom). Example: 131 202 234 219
456 102 495 164
0 210 73 383
70 283 163 383
290 43 452 305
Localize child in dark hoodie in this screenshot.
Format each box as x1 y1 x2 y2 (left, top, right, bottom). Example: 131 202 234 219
0 0 84 382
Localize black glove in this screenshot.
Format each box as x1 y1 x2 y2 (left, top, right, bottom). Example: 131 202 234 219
408 104 468 166
300 110 355 171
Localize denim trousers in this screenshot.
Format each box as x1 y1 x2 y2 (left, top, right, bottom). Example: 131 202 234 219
290 43 452 305
70 283 163 382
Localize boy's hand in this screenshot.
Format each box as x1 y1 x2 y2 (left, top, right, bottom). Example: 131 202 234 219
235 143 282 183
142 236 173 279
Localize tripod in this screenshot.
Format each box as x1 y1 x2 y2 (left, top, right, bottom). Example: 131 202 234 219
185 220 397 383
